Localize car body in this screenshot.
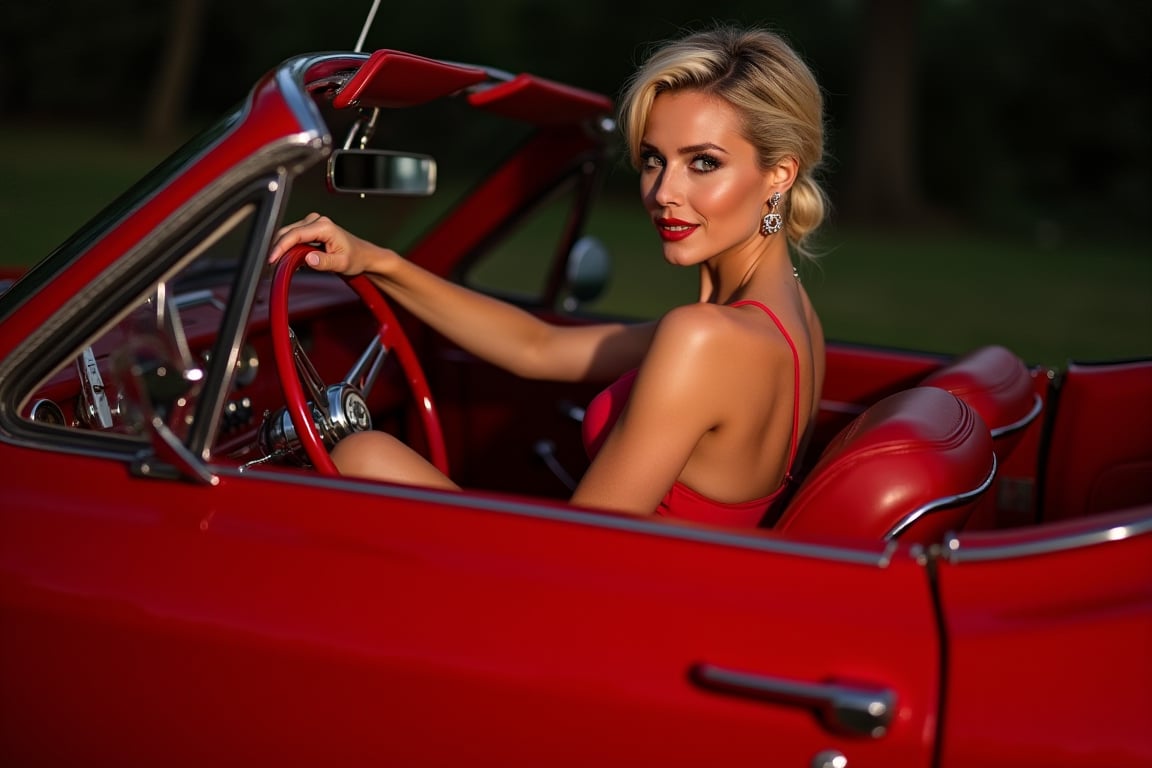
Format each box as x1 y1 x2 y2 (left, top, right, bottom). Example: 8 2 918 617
1 49 1149 767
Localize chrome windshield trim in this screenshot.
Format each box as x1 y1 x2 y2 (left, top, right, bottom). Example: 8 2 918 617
990 393 1043 439
942 512 1152 562
885 455 998 539
277 52 367 143
227 466 899 568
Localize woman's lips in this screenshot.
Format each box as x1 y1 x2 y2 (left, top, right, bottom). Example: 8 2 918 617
655 217 698 242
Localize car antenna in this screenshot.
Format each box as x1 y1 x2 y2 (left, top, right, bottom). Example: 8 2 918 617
346 0 383 151
354 0 382 53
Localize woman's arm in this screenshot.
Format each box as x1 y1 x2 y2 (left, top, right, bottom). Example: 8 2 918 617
269 213 655 382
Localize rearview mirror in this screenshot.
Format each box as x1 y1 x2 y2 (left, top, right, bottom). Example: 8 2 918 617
327 149 437 196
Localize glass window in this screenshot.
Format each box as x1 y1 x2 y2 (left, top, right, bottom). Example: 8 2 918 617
19 205 259 442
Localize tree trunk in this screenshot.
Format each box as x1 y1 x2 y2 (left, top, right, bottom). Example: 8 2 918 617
143 0 206 145
841 0 922 227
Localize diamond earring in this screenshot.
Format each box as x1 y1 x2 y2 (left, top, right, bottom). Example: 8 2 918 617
760 191 783 236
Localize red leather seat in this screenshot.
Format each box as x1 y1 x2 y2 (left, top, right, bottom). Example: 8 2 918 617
920 345 1040 457
918 345 1042 529
773 387 996 544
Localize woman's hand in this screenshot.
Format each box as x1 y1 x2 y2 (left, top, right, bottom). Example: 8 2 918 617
267 213 397 277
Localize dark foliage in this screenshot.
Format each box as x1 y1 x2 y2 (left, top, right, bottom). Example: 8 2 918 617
1 0 1147 238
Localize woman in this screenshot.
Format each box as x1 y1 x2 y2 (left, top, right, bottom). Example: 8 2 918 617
268 26 827 527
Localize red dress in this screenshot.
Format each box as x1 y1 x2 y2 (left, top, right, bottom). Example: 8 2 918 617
581 301 802 527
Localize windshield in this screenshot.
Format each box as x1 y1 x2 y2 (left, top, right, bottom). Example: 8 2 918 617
285 97 535 256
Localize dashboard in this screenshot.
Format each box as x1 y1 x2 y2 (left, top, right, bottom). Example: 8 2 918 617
19 272 407 470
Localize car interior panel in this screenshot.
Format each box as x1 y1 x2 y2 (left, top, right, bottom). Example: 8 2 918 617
1040 358 1152 521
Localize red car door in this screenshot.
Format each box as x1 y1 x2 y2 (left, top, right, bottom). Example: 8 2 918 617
1 460 942 767
934 508 1152 768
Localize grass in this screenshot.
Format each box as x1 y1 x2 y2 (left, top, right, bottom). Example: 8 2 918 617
3 125 1149 368
1 128 159 263
535 193 1151 367
799 229 1152 366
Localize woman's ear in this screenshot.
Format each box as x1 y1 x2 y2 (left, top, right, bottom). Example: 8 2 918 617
766 156 799 195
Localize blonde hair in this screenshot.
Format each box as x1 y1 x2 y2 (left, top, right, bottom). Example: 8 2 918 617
619 26 828 259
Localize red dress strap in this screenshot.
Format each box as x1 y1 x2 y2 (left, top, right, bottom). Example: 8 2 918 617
728 300 803 484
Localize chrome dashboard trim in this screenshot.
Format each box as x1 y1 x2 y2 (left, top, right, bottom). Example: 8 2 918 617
28 399 66 426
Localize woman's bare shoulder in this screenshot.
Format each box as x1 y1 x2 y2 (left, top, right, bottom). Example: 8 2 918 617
647 302 792 372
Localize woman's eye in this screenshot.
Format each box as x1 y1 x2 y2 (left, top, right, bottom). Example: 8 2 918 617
639 152 664 170
690 154 721 172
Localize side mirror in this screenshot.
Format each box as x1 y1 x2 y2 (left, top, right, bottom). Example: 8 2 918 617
563 236 611 311
326 149 437 196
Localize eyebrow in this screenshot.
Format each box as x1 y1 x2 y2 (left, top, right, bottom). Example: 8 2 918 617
678 142 729 155
640 141 730 155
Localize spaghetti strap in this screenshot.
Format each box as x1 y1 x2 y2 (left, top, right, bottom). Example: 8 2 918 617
728 300 803 482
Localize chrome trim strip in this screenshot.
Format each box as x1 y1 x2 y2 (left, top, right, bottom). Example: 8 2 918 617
188 177 292 460
989 393 1043 439
277 52 368 140
226 466 897 567
878 539 901 567
885 455 998 539
943 513 1152 562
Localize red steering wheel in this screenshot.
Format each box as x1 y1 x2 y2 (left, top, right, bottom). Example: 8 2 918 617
268 244 448 476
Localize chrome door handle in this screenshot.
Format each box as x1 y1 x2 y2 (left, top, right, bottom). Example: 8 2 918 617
689 663 895 738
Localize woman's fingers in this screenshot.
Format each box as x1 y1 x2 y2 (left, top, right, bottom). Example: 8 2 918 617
303 249 341 271
266 213 367 276
267 213 335 264
265 213 384 278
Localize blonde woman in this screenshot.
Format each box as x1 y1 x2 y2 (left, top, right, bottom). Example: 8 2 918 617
269 26 828 527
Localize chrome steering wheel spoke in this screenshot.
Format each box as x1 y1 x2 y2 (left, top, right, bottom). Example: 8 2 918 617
344 335 389 395
288 326 329 418
266 245 448 476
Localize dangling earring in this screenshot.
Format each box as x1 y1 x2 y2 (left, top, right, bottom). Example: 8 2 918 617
760 191 783 236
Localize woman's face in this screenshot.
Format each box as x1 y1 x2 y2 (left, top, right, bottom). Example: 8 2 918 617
638 90 775 267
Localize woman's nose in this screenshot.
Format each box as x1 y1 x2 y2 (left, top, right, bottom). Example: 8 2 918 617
651 169 681 207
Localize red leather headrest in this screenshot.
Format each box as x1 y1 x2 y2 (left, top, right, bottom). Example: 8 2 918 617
920 345 1038 439
775 387 995 543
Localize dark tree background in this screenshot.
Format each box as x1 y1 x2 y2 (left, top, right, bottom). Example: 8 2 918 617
1 0 1148 241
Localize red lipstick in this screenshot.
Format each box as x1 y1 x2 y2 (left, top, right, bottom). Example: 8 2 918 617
655 217 698 242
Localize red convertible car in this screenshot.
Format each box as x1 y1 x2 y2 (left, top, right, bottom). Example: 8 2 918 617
1 49 1149 767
